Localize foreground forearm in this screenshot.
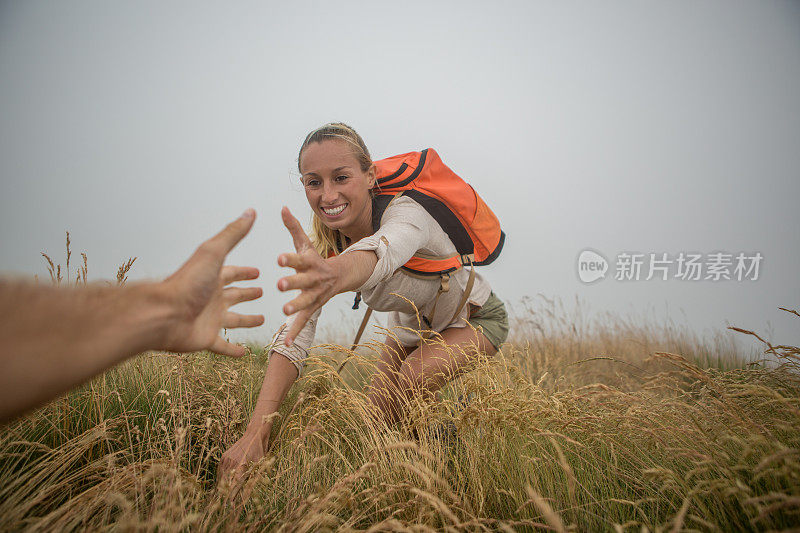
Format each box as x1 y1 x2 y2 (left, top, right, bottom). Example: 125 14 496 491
0 281 176 422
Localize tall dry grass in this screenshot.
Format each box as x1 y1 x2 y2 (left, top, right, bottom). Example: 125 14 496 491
1 292 798 531
40 231 135 287
2 238 797 531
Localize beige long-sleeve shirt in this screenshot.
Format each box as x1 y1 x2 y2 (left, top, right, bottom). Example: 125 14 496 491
271 195 492 373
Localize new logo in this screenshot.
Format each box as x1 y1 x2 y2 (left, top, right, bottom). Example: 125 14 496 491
577 249 608 283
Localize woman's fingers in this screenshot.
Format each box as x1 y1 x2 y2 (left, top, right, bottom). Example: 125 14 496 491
277 252 307 270
281 206 314 253
276 207 335 347
222 265 260 285
224 286 263 306
277 272 316 291
219 462 245 497
281 289 322 317
221 458 241 479
223 312 265 329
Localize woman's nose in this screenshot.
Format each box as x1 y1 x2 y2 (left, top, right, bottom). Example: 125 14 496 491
322 182 338 203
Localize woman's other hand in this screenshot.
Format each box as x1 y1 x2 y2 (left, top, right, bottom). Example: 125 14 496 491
276 207 337 345
218 429 266 493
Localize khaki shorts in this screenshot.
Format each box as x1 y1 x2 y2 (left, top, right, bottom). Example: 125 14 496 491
467 292 509 350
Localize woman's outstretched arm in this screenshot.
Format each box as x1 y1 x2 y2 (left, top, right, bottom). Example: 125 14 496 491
276 206 377 346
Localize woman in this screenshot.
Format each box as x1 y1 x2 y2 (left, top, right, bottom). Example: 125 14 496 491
219 123 508 480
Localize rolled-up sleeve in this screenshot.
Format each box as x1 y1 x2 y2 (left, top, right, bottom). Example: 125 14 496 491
269 307 321 375
341 196 431 292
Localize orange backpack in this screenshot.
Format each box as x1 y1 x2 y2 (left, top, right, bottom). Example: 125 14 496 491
341 148 505 354
370 148 505 276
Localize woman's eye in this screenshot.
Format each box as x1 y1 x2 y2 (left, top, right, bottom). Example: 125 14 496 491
305 179 320 188
335 175 349 182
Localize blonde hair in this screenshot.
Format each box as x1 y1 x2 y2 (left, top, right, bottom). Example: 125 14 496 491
298 122 373 257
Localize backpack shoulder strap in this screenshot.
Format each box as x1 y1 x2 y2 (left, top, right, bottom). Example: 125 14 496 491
371 192 404 232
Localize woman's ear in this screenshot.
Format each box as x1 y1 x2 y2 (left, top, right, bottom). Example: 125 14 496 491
367 164 377 188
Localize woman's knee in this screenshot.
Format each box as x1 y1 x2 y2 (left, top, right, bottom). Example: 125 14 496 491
397 358 445 399
367 375 409 424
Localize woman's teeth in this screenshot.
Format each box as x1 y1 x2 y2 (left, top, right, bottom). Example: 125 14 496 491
322 204 347 216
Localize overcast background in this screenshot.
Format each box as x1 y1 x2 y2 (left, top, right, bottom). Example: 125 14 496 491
1 1 798 352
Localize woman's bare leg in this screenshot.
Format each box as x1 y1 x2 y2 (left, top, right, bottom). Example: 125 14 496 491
375 326 497 426
366 335 415 423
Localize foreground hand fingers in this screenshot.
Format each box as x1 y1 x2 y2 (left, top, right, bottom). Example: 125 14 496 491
210 337 247 358
285 308 314 346
204 209 256 257
223 311 265 329
281 206 313 253
222 265 260 285
224 286 263 306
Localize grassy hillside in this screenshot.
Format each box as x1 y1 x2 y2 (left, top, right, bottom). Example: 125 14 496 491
1 299 798 531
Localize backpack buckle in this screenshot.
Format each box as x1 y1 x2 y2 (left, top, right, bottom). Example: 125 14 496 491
439 273 450 293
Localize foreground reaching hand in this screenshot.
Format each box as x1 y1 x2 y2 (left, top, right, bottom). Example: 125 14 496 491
276 206 337 346
0 208 265 424
161 208 264 356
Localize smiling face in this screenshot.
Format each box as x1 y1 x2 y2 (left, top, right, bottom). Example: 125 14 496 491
299 139 376 241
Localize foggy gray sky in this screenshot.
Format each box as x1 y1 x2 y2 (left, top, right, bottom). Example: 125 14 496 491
1 1 798 350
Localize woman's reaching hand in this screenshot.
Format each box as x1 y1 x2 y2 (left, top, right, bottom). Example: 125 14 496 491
276 207 338 346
